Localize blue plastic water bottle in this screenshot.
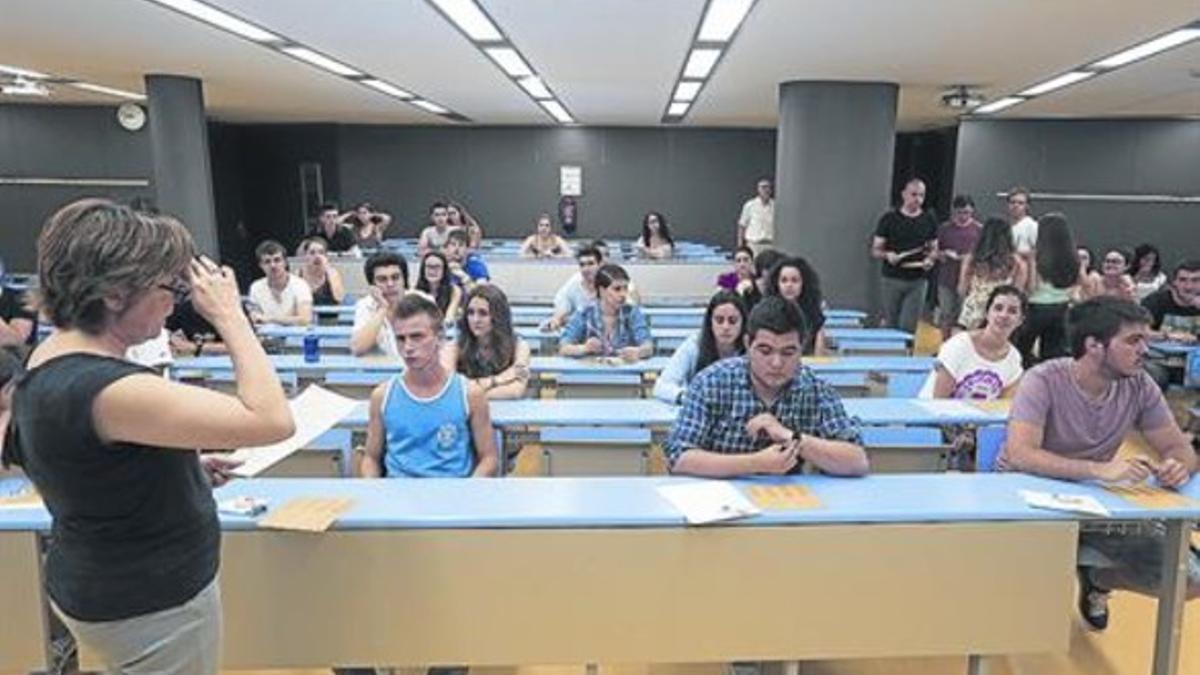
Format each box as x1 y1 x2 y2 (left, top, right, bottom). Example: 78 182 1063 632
303 328 320 363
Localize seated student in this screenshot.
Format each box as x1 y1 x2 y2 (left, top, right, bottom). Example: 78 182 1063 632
1001 297 1200 630
342 202 391 250
716 246 755 294
919 285 1025 399
167 297 231 357
635 211 675 259
765 255 827 354
664 297 868 478
1142 258 1200 342
443 228 490 286
416 251 463 322
466 220 485 250
591 238 641 304
417 201 456 256
653 291 747 404
542 245 603 331
0 259 36 349
309 202 358 254
442 285 531 400
296 236 346 305
247 240 313 326
1131 243 1167 300
559 264 652 362
360 294 498 478
741 248 784 311
520 213 572 258
1084 247 1136 301
351 252 409 357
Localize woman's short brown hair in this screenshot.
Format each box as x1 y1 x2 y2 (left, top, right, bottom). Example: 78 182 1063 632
37 198 195 334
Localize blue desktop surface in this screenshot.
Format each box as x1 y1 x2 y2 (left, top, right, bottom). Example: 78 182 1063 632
824 328 912 343
4 473 1199 533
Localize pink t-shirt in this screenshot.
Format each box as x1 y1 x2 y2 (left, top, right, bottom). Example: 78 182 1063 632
1006 358 1173 463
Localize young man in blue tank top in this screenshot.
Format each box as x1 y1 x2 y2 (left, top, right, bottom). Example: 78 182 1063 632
360 294 498 478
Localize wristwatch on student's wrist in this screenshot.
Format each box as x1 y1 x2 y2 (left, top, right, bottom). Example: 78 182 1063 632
193 334 206 357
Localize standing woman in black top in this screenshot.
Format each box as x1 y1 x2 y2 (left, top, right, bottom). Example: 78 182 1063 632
2 199 293 674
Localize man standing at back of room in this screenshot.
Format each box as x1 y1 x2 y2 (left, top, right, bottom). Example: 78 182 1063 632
935 194 982 337
1001 296 1200 630
1007 186 1038 257
737 177 775 255
665 297 869 478
871 178 939 332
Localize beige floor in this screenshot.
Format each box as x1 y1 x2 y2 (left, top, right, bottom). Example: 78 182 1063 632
1 589 1174 675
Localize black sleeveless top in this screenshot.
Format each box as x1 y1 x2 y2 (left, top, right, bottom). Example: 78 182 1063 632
6 354 219 621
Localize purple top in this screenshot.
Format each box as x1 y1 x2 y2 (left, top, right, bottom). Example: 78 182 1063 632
936 219 981 289
1006 358 1174 463
716 270 741 291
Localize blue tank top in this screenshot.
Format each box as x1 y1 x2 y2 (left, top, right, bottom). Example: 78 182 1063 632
382 373 474 478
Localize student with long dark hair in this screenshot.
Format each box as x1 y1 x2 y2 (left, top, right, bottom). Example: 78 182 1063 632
1131 244 1166 299
635 211 675 259
741 248 784 311
416 250 462 322
653 291 748 404
957 216 1027 330
765 256 827 354
920 285 1026 400
1013 212 1081 366
441 285 531 400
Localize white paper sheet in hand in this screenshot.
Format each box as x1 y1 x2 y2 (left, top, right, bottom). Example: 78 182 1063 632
1019 489 1110 517
227 385 361 477
657 481 762 525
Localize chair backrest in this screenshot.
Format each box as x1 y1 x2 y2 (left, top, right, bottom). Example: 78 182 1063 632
1185 349 1200 389
975 425 1008 473
859 426 948 473
534 426 654 476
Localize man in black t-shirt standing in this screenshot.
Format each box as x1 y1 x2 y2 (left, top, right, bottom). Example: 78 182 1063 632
870 178 939 332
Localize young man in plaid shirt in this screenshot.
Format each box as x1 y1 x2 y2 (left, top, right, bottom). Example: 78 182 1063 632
666 296 868 477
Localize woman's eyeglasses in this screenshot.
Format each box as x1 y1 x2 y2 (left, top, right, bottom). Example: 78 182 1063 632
158 278 191 303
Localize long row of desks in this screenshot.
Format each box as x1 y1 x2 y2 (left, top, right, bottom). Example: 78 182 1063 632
1 473 1195 674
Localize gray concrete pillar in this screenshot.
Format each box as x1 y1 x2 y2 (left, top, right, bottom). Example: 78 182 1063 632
774 81 898 311
145 74 219 256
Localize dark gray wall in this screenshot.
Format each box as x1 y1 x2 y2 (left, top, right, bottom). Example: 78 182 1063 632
336 126 776 246
955 119 1200 267
0 104 153 271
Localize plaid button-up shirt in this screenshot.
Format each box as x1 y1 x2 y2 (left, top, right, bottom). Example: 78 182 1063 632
664 357 862 468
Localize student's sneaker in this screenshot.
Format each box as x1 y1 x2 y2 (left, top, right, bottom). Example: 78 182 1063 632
1077 568 1110 631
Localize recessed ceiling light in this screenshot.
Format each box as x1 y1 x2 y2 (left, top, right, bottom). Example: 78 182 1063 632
0 64 49 79
540 100 574 124
412 99 449 114
1018 70 1095 97
146 0 280 42
518 76 552 100
428 0 503 42
683 48 722 79
484 47 532 77
281 47 362 77
70 82 147 100
973 96 1024 114
668 101 690 116
674 81 703 102
362 79 413 99
697 0 755 42
1090 27 1200 69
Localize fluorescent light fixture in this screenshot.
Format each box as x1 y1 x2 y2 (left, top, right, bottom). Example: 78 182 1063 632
973 96 1024 114
412 99 449 114
484 47 532 77
683 48 722 79
518 76 552 99
0 64 49 79
697 0 755 42
540 100 574 124
362 79 413 99
70 82 147 100
674 80 703 102
667 101 690 116
1090 28 1200 69
281 46 362 77
1018 70 1095 97
428 0 502 42
146 0 280 42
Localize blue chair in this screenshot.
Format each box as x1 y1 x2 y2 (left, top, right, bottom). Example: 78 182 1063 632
975 425 1008 473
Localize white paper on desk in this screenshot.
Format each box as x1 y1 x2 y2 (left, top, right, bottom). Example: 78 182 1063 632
1020 489 1110 517
657 481 761 525
227 385 359 477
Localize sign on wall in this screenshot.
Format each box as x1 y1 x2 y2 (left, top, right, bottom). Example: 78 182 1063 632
560 165 582 197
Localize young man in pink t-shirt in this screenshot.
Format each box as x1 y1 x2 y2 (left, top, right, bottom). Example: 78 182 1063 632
1002 297 1199 630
